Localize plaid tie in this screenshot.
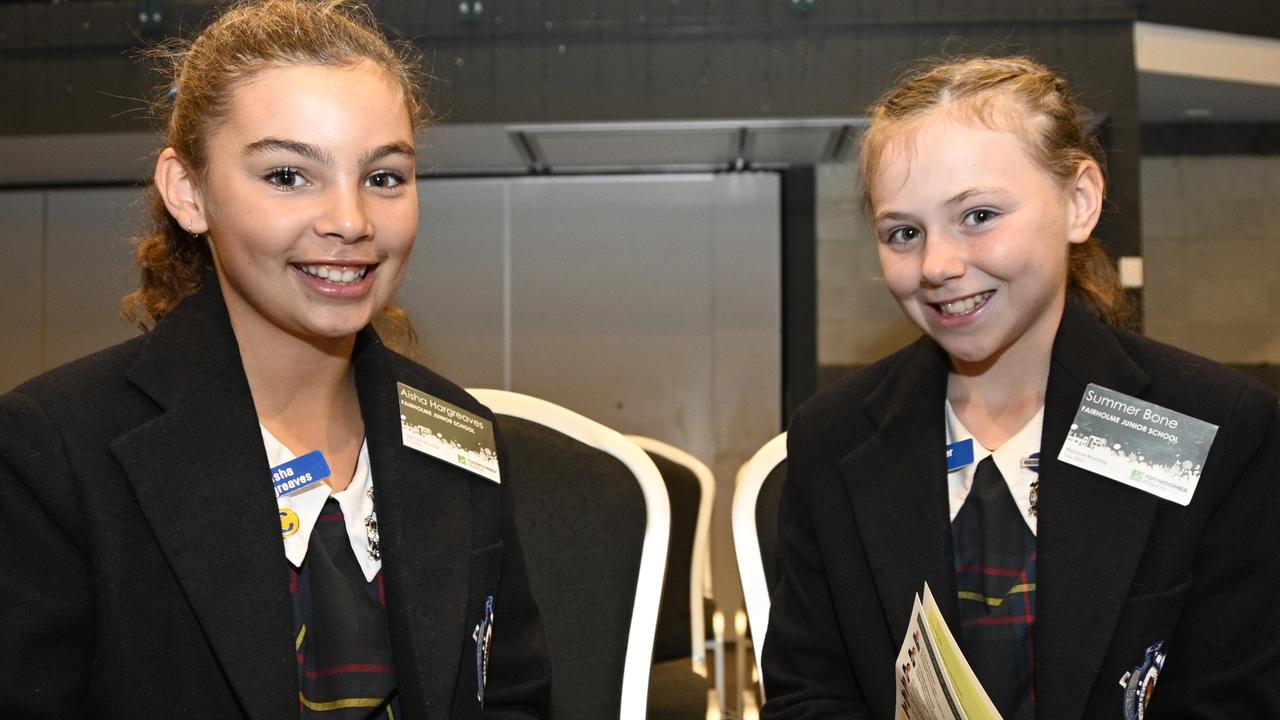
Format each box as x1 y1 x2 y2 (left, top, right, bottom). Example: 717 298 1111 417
292 497 398 718
952 456 1037 720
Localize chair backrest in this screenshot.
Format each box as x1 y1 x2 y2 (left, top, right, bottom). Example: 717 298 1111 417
732 432 788 680
468 389 670 720
625 435 716 677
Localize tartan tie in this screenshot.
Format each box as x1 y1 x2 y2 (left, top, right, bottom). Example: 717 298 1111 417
952 456 1037 720
293 497 398 718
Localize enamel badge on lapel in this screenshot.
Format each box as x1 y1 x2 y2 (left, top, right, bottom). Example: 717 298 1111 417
473 595 495 704
1022 452 1040 515
1119 641 1166 720
363 486 381 561
279 508 300 538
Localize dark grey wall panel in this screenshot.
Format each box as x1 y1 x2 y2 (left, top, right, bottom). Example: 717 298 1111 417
0 192 45 392
3 4 1140 128
1143 122 1280 155
1138 0 1280 39
0 7 1143 256
43 188 144 369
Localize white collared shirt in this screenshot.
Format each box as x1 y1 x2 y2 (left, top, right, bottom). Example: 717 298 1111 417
945 400 1044 535
262 426 382 582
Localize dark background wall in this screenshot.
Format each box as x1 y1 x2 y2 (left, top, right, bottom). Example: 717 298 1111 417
2 0 1152 257
1136 0 1280 38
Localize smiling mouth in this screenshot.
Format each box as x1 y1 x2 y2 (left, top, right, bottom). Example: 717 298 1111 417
933 291 994 317
295 263 374 285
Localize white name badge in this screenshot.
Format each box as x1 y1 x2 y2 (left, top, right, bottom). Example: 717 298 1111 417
1058 383 1218 506
398 382 501 484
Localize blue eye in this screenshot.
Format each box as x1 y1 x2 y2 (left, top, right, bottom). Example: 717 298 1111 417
962 208 999 226
886 226 922 245
366 171 407 189
265 167 306 189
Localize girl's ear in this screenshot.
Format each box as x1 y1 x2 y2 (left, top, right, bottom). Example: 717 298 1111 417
1066 159 1104 245
154 148 209 236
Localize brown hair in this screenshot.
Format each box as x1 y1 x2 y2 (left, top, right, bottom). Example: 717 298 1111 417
122 0 428 351
860 55 1131 326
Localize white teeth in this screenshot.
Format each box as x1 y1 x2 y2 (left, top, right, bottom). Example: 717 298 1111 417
299 264 367 285
939 292 992 316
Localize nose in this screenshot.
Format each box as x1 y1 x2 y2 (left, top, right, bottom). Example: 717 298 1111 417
919 232 965 287
314 183 372 243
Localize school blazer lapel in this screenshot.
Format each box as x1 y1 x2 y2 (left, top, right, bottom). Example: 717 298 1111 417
1035 298 1158 718
351 334 472 718
840 338 959 646
109 284 297 720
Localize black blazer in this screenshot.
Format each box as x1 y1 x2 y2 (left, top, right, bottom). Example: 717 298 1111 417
762 297 1280 719
0 282 551 719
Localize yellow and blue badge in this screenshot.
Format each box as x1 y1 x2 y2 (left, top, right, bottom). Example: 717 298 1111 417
279 508 300 538
1119 641 1167 720
472 595 495 704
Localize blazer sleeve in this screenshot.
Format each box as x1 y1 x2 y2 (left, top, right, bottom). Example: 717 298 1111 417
760 421 873 719
0 390 94 717
480 426 553 720
1148 385 1280 716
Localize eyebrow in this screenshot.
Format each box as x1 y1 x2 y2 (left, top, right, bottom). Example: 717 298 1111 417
242 137 414 167
243 137 332 165
361 141 416 166
873 211 912 225
945 187 1004 206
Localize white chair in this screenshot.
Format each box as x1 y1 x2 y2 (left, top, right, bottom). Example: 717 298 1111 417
732 431 788 692
626 436 725 718
625 436 718 676
468 389 670 720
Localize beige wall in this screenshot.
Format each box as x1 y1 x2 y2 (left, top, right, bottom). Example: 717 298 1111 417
1141 155 1280 363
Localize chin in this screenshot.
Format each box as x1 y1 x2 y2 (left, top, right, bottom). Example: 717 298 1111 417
297 314 377 341
932 337 998 368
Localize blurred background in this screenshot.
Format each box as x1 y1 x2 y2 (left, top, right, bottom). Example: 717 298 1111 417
2 0 1278 664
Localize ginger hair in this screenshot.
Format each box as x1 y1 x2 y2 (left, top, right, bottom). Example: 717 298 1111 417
122 0 428 351
860 55 1131 326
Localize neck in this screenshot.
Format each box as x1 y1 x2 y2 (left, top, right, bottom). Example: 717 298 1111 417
237 328 358 423
947 302 1063 449
226 305 366 493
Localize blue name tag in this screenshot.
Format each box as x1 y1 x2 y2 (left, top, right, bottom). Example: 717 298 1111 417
945 438 974 473
271 450 331 498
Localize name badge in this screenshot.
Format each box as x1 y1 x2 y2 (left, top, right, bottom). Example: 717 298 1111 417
1058 384 1218 506
946 438 974 473
271 450 330 498
397 382 501 483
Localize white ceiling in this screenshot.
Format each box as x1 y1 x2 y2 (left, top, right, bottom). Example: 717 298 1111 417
1135 22 1280 122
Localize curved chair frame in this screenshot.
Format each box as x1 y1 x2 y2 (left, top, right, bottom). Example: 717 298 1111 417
468 389 671 720
732 431 787 682
625 435 717 677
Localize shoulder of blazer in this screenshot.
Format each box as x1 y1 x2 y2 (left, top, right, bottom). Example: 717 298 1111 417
377 347 495 423
5 335 145 406
789 334 946 453
1049 298 1278 438
1113 325 1277 409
